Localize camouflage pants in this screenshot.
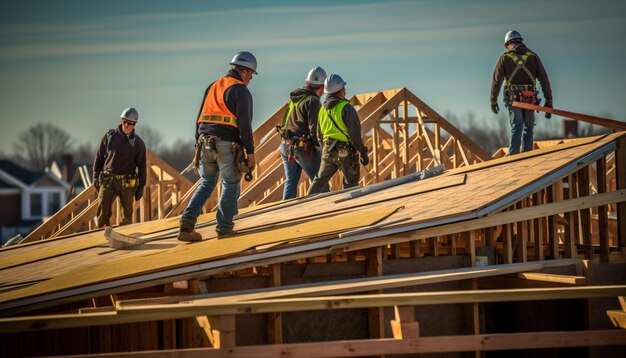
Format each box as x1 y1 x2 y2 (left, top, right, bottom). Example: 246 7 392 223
96 173 136 227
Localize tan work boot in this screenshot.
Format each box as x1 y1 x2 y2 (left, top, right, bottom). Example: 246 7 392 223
177 220 202 242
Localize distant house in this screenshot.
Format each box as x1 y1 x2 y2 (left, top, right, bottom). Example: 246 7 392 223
49 154 93 198
0 159 70 243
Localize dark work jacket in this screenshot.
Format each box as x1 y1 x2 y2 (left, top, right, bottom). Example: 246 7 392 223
283 86 322 147
196 69 255 154
93 125 147 189
318 95 367 155
490 43 553 103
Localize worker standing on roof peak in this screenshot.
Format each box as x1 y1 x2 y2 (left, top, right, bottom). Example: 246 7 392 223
307 74 369 195
279 66 330 200
490 30 553 155
177 51 256 242
93 107 147 227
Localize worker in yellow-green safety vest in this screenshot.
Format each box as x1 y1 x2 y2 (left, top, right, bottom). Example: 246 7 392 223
307 74 369 195
490 30 553 155
279 66 330 199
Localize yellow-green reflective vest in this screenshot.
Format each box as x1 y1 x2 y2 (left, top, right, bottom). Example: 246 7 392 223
318 99 350 142
281 95 312 129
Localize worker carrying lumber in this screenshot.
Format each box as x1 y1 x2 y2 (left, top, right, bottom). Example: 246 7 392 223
93 107 147 227
278 66 330 199
490 30 553 155
177 51 257 242
307 74 369 194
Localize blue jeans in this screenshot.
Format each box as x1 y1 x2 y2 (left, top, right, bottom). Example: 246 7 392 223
507 105 535 155
280 141 328 200
181 139 242 232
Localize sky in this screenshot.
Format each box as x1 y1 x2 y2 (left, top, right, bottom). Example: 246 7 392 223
1 0 625 157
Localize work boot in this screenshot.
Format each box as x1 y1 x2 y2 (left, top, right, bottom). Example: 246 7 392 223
177 220 202 242
216 227 236 239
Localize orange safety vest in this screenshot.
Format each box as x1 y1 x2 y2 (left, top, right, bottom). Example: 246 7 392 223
197 76 244 128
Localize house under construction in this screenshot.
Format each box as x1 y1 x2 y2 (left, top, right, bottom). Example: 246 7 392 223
1 88 625 357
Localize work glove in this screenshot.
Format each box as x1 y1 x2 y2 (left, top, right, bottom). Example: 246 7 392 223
134 186 144 201
490 101 499 115
544 99 553 119
360 150 369 166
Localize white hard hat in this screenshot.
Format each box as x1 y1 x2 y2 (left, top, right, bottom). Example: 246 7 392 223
324 74 346 94
230 51 258 74
121 107 139 123
306 66 327 85
504 30 523 47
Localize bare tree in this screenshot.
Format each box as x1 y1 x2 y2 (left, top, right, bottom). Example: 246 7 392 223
13 123 72 171
73 142 97 164
137 125 163 154
157 138 196 173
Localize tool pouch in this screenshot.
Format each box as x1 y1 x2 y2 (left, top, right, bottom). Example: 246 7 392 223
336 142 353 159
232 142 251 179
122 176 137 190
99 172 112 189
516 90 539 105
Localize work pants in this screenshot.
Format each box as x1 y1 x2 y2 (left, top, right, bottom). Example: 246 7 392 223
280 141 328 200
307 142 359 195
96 175 136 227
507 105 535 155
181 139 242 232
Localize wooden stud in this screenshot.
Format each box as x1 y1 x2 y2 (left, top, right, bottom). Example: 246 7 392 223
576 167 593 259
267 264 282 344
596 157 609 263
533 192 544 261
516 201 527 263
616 136 626 249
390 306 419 339
366 247 384 340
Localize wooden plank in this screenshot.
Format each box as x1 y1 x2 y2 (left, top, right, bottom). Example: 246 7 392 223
3 285 626 333
390 306 419 339
0 207 399 309
512 101 626 131
341 189 626 252
516 273 586 285
117 260 581 307
607 310 626 329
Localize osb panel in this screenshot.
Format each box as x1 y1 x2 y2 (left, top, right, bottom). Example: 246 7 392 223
0 206 399 304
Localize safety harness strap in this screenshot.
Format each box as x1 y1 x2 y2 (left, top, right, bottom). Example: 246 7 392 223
504 51 535 87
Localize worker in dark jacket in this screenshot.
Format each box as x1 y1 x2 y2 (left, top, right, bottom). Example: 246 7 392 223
177 51 256 242
307 74 369 194
490 30 553 155
280 66 329 200
93 107 147 227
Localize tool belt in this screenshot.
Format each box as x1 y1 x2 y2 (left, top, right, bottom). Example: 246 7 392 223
192 134 220 169
100 172 137 189
232 142 253 182
505 84 539 106
324 139 355 159
284 135 315 162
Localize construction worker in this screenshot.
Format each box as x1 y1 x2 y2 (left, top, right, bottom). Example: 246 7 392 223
279 66 330 200
491 30 553 155
307 74 369 195
177 51 257 242
93 107 147 227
